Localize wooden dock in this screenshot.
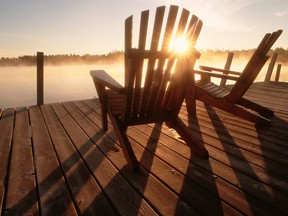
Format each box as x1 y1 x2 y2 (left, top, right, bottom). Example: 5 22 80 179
0 81 287 215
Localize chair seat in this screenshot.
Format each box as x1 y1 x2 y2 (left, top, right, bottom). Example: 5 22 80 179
106 89 169 125
196 81 229 98
187 29 282 126
106 89 125 115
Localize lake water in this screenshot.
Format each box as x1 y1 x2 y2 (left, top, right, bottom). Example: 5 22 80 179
0 62 286 108
0 64 125 108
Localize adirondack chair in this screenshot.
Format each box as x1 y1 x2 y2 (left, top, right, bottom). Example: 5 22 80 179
185 30 282 126
90 5 208 172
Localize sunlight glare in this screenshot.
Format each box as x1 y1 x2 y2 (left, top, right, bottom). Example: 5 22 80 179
173 37 190 54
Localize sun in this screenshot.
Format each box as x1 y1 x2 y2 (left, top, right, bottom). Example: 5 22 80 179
173 37 190 54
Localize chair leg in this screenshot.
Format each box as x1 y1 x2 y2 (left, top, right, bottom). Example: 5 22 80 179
185 95 196 115
110 115 140 172
185 83 197 115
94 83 108 131
171 117 209 159
100 103 108 132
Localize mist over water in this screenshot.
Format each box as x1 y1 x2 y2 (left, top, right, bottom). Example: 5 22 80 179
0 56 287 108
0 64 124 108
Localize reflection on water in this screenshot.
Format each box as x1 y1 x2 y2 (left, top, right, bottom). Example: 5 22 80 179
0 61 287 108
0 64 124 108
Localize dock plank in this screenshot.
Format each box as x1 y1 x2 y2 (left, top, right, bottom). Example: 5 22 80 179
52 102 141 215
84 99 240 215
4 108 38 215
0 81 287 215
0 109 14 214
72 100 190 215
41 103 118 215
131 123 285 215
29 105 77 216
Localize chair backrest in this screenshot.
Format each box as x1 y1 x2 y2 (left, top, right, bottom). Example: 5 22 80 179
226 30 282 103
122 5 202 124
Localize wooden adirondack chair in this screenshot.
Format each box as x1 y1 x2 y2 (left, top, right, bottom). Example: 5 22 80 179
90 5 208 172
186 30 282 126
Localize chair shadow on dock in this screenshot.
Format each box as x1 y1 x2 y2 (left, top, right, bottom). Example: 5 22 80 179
4 119 109 215
81 100 164 215
86 98 224 215
175 113 224 215
184 101 288 215
1 82 287 215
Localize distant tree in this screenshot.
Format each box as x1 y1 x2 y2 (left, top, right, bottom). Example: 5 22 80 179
0 49 286 67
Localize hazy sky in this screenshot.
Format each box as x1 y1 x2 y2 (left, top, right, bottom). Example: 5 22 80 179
0 0 287 57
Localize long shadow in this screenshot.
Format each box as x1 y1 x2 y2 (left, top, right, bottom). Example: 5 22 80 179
255 114 288 213
4 126 108 215
175 111 224 215
80 99 162 215
82 123 162 215
138 124 162 171
3 102 120 215
204 104 284 215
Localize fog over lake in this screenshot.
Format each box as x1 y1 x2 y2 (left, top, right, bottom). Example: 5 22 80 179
0 64 124 108
0 60 286 108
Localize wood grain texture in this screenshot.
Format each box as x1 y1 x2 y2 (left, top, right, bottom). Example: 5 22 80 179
0 81 287 215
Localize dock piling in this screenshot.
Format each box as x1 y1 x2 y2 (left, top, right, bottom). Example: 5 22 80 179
37 52 44 105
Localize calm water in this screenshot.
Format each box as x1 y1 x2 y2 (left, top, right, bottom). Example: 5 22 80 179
0 64 124 108
0 62 286 108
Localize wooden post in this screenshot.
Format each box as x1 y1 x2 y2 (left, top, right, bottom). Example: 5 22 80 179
37 52 44 105
265 52 278 82
220 52 234 87
275 64 282 82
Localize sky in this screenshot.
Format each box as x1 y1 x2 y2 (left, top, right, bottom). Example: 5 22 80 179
0 0 287 58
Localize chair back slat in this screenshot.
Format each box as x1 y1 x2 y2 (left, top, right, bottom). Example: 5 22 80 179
166 17 203 117
123 5 202 124
132 10 149 117
149 6 182 114
151 8 190 112
140 5 174 115
226 30 282 103
187 15 203 46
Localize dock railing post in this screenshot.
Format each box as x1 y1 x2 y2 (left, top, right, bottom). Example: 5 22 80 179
220 52 234 87
37 52 44 105
265 52 278 82
275 64 282 82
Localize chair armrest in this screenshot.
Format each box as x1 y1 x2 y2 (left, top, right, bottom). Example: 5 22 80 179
193 69 239 81
199 65 242 76
90 70 126 93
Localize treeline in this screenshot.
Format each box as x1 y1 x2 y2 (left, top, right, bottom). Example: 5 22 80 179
0 50 124 66
1 48 287 66
200 47 288 64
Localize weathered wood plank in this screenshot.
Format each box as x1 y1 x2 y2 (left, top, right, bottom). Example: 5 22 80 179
29 105 77 216
87 98 288 215
0 109 15 215
53 104 133 215
132 123 287 215
182 103 288 160
0 81 287 216
41 104 115 215
126 126 241 216
84 102 237 215
61 101 158 216
78 100 200 215
4 107 38 215
152 118 288 214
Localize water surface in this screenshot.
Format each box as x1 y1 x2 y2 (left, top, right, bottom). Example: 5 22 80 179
0 64 124 108
0 61 286 109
